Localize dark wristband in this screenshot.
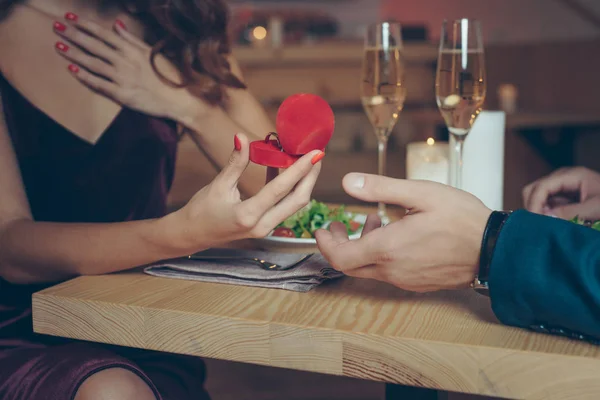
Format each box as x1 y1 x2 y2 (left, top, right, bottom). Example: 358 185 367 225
473 211 512 291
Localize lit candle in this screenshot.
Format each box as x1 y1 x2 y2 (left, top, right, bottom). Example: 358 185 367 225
250 26 268 48
497 83 518 114
406 138 449 184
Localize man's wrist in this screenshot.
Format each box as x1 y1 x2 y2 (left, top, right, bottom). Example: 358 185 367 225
472 211 512 292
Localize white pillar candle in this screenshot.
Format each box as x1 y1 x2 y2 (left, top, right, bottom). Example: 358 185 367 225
406 138 449 185
461 111 506 211
268 17 284 48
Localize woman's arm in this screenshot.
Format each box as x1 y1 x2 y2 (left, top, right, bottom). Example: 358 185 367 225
167 57 275 196
224 56 277 137
173 100 268 197
1 217 183 285
0 90 322 285
0 92 186 284
51 19 272 197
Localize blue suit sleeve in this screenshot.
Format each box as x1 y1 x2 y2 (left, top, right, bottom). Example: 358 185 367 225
489 209 600 339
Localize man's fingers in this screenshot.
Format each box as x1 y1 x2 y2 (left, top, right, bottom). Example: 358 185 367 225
522 183 534 208
316 229 381 273
525 171 583 213
345 264 381 281
547 194 575 209
329 221 349 242
361 214 382 237
526 181 557 213
552 197 600 221
314 229 337 247
342 173 446 211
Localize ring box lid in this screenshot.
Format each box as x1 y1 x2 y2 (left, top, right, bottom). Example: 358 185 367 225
249 93 335 168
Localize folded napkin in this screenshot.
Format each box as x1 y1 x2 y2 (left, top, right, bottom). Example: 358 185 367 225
144 249 343 292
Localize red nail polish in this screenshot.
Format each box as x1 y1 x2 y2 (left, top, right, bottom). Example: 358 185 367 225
115 19 127 30
65 12 78 22
53 21 66 32
311 151 325 165
55 42 69 52
68 64 79 73
234 135 242 151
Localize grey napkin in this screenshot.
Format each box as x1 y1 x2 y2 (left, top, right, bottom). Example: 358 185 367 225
144 248 343 292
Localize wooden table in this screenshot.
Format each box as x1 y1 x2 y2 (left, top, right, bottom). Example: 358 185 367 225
31 207 600 400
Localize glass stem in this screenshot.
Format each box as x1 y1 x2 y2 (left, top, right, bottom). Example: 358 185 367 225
449 134 466 189
376 131 388 219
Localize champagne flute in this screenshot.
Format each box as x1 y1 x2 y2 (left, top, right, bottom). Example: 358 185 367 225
435 19 486 189
361 22 407 223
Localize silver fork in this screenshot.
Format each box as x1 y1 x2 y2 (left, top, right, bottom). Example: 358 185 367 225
187 253 314 271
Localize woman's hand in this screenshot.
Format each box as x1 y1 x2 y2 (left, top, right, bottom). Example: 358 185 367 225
315 175 491 293
523 167 600 220
166 134 323 252
53 15 197 120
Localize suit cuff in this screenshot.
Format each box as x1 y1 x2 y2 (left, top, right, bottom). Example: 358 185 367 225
488 209 537 327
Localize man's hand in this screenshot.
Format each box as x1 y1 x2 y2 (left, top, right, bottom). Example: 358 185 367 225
523 167 600 221
315 174 491 293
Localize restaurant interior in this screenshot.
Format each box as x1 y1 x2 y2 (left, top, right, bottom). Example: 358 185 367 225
161 0 600 399
8 0 599 399
169 0 600 215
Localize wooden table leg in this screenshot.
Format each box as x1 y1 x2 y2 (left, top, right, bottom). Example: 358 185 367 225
385 383 439 400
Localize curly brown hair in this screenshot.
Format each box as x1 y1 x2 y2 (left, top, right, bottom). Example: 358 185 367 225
0 0 246 106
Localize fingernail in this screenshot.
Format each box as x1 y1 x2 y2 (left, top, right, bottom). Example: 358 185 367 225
65 12 78 21
311 151 325 165
348 174 365 189
53 21 66 32
115 19 127 30
234 134 242 151
68 64 79 73
55 42 69 52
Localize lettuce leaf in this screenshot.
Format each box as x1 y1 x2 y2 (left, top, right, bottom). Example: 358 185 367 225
276 200 362 238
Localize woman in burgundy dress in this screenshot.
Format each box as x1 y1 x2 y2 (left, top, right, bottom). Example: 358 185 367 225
0 1 323 399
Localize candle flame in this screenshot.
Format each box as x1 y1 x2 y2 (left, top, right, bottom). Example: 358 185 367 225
253 26 267 40
427 138 435 146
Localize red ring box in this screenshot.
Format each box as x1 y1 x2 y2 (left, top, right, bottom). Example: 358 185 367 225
249 93 335 168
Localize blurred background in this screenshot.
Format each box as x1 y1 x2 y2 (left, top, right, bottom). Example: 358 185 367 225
169 0 600 209
169 1 600 399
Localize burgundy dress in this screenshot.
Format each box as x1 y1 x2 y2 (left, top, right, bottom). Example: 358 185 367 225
0 74 210 400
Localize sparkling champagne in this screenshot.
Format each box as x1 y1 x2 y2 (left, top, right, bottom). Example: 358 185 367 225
361 48 407 137
361 22 405 224
436 50 486 136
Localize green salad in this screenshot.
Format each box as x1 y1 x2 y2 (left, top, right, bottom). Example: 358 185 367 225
571 216 600 231
273 201 363 239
